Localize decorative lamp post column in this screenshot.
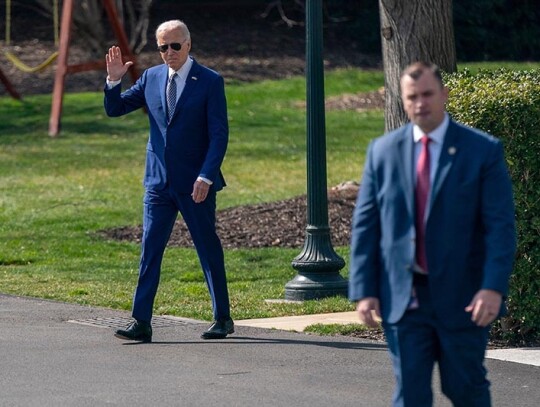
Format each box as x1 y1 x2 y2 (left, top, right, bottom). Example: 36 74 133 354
284 0 348 300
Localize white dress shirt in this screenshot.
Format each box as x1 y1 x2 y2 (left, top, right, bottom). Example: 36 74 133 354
413 112 450 188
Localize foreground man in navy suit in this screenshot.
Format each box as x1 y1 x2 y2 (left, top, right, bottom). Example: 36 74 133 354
349 62 516 406
104 20 233 342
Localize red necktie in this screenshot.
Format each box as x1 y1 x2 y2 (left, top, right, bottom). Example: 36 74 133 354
415 135 431 273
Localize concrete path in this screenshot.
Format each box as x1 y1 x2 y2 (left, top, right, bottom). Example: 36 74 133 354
1 294 539 406
237 311 540 367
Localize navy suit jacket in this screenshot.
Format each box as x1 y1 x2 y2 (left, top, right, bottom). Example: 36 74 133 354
104 58 228 193
349 118 516 330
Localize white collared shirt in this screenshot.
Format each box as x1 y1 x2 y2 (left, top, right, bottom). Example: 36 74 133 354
168 57 193 103
413 112 449 186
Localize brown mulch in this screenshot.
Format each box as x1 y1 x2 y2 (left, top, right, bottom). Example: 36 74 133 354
296 88 385 112
99 182 360 249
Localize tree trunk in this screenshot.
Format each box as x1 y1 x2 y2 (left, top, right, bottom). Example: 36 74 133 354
379 0 457 131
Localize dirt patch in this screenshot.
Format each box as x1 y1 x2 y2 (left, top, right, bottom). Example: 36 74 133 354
295 87 385 112
0 4 381 96
99 182 359 249
325 88 384 111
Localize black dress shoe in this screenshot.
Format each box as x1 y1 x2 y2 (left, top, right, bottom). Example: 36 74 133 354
201 317 234 339
114 320 152 342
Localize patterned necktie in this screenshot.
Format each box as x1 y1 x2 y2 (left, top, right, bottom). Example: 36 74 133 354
415 135 431 273
167 73 177 122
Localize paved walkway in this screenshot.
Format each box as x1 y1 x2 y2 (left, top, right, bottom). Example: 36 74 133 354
1 294 539 406
237 311 540 367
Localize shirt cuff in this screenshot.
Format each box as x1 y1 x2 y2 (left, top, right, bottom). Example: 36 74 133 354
197 176 213 185
106 77 122 89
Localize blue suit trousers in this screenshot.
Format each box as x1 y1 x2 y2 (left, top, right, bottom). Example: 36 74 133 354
383 284 491 407
132 187 230 323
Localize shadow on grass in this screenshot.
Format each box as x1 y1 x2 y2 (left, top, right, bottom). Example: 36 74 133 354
0 94 147 137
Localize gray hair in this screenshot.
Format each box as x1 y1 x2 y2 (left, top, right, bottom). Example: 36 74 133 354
155 20 190 41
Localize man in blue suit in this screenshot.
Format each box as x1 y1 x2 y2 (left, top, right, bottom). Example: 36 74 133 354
349 62 516 406
104 20 233 342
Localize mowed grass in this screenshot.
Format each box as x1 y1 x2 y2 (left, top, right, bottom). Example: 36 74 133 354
458 61 540 73
0 68 384 321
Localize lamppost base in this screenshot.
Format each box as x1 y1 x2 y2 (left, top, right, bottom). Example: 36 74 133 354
284 271 348 301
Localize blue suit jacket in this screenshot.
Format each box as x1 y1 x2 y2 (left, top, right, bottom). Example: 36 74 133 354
349 119 516 330
104 58 228 193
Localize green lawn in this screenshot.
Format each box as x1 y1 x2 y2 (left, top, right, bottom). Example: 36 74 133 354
2 62 534 325
0 68 384 321
458 61 540 73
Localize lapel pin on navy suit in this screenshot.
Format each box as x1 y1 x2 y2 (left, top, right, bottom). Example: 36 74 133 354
448 146 457 155
191 76 198 80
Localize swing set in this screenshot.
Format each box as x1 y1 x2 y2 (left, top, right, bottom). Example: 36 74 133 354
0 0 60 99
0 0 140 136
3 0 60 73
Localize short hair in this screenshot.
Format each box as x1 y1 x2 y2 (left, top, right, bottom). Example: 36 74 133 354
401 61 444 87
155 20 190 41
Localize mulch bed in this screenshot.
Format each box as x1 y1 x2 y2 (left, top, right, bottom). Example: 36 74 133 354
99 183 360 249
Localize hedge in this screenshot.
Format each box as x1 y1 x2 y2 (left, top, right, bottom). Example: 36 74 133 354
445 69 540 345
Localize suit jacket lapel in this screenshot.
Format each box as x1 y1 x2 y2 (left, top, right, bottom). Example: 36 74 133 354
396 124 415 220
429 120 459 213
171 59 201 119
159 65 169 118
161 59 201 123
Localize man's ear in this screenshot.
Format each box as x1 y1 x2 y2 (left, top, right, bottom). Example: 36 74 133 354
443 86 449 101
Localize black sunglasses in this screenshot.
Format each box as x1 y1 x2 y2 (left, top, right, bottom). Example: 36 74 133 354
157 42 184 53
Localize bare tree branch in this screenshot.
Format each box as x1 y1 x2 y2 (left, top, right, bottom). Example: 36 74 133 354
261 0 304 27
31 0 153 57
261 0 355 27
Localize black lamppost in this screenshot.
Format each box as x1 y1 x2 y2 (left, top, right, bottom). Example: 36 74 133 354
284 0 348 300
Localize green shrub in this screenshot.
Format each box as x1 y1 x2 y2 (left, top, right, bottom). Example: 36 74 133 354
445 69 540 345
